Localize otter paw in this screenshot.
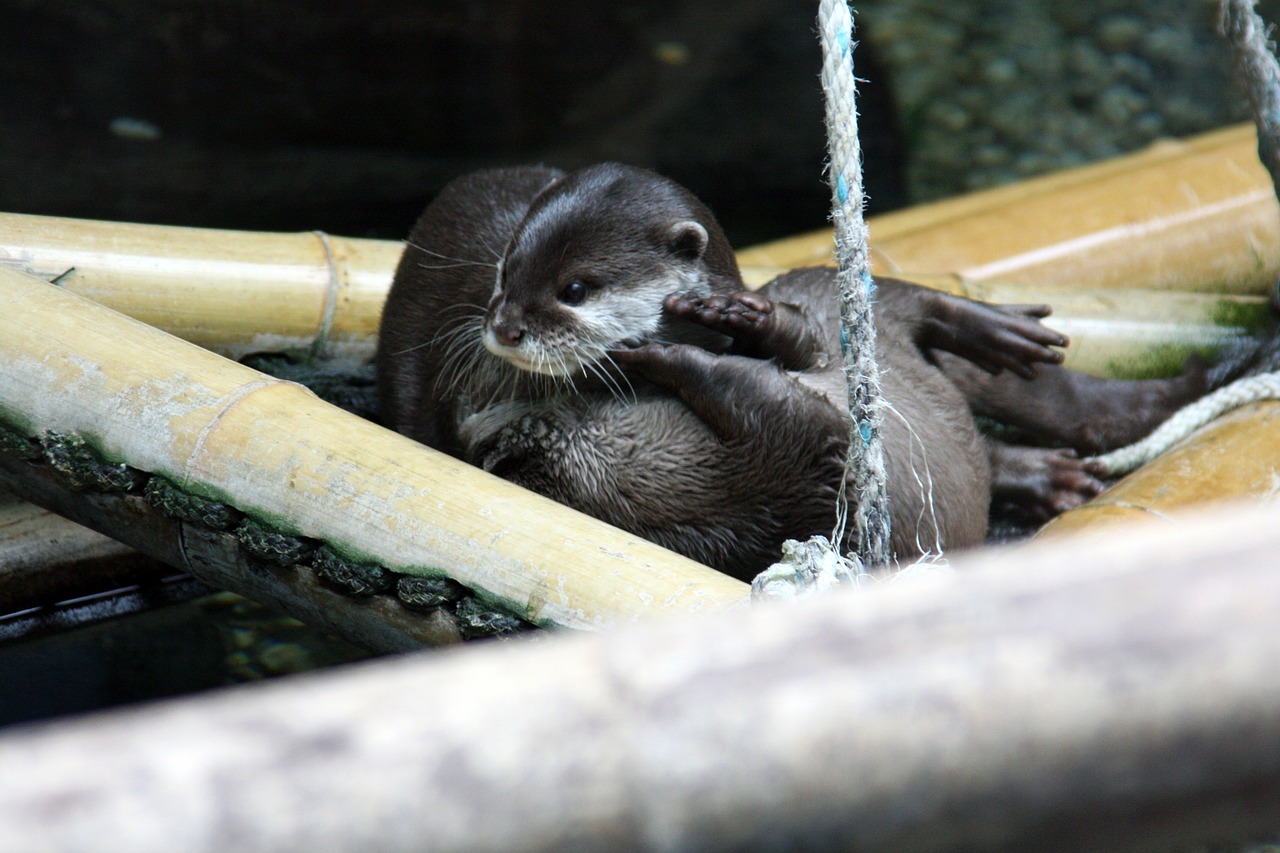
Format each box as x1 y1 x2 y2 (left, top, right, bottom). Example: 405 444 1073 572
990 445 1107 523
664 291 776 335
925 299 1068 379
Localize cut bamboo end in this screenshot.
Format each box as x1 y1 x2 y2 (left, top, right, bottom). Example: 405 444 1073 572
0 212 400 364
1038 400 1280 539
738 123 1280 296
0 265 747 630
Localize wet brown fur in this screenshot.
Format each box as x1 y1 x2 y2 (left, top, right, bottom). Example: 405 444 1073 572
377 164 1213 579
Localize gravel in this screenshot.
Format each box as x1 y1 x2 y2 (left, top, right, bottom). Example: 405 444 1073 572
857 0 1280 201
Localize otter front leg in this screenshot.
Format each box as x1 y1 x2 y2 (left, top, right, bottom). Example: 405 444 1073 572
664 292 827 371
612 343 843 441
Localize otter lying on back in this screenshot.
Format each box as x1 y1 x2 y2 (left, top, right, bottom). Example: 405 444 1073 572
377 164 1215 578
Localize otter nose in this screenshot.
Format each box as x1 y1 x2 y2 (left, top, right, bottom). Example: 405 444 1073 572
492 322 524 347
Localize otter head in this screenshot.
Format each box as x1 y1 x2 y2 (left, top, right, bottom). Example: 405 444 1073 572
482 163 741 377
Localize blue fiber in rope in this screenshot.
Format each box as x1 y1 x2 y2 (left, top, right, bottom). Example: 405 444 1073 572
836 173 849 205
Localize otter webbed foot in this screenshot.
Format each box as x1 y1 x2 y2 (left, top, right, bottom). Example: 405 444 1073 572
988 443 1107 523
922 295 1068 379
664 292 827 371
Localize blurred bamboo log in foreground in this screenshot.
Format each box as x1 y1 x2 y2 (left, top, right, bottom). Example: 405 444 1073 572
0 265 746 648
0 499 1277 853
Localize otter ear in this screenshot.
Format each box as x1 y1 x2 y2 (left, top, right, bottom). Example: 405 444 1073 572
666 220 709 261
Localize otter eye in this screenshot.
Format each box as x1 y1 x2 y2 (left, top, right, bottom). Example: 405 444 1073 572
558 280 589 305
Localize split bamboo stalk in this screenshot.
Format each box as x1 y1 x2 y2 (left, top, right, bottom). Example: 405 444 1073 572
1 499 1278 852
1039 400 1280 538
0 265 747 637
738 123 1280 297
0 453 459 652
0 212 401 364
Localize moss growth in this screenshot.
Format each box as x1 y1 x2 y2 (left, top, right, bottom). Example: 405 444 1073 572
396 576 466 611
0 423 40 461
1102 342 1205 380
455 596 529 638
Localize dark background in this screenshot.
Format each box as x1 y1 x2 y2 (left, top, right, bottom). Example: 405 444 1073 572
0 0 908 247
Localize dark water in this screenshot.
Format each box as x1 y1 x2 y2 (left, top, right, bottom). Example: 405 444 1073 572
0 584 372 730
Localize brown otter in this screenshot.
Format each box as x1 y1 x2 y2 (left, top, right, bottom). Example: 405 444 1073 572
376 163 1212 578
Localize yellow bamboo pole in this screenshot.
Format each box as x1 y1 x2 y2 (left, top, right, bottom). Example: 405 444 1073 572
738 124 1280 297
0 265 747 631
0 124 1274 372
0 213 399 363
1037 401 1280 538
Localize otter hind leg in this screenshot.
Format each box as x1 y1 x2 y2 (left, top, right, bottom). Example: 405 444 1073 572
918 294 1068 379
987 440 1107 523
663 292 827 371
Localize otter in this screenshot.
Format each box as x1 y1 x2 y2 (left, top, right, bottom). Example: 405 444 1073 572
376 163 1214 578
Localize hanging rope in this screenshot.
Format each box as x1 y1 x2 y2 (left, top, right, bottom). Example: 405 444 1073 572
752 0 892 601
819 0 892 567
1222 0 1280 196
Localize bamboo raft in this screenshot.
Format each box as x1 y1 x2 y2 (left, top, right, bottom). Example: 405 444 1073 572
3 124 1280 849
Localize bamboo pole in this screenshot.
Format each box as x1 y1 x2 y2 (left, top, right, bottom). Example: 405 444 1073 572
0 223 1265 382
0 499 1278 852
738 123 1280 297
0 265 746 638
0 493 171 616
0 125 1273 372
0 213 400 364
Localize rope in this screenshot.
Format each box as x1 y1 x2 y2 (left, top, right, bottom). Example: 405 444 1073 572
1084 4 1280 478
819 0 892 567
1087 371 1280 476
1083 5 1280 476
750 0 892 596
1221 0 1280 197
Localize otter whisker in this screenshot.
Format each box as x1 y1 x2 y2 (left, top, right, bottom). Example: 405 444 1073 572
405 240 498 270
591 354 637 405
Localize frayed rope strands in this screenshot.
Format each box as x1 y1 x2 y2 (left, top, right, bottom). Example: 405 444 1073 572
1222 0 1280 198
